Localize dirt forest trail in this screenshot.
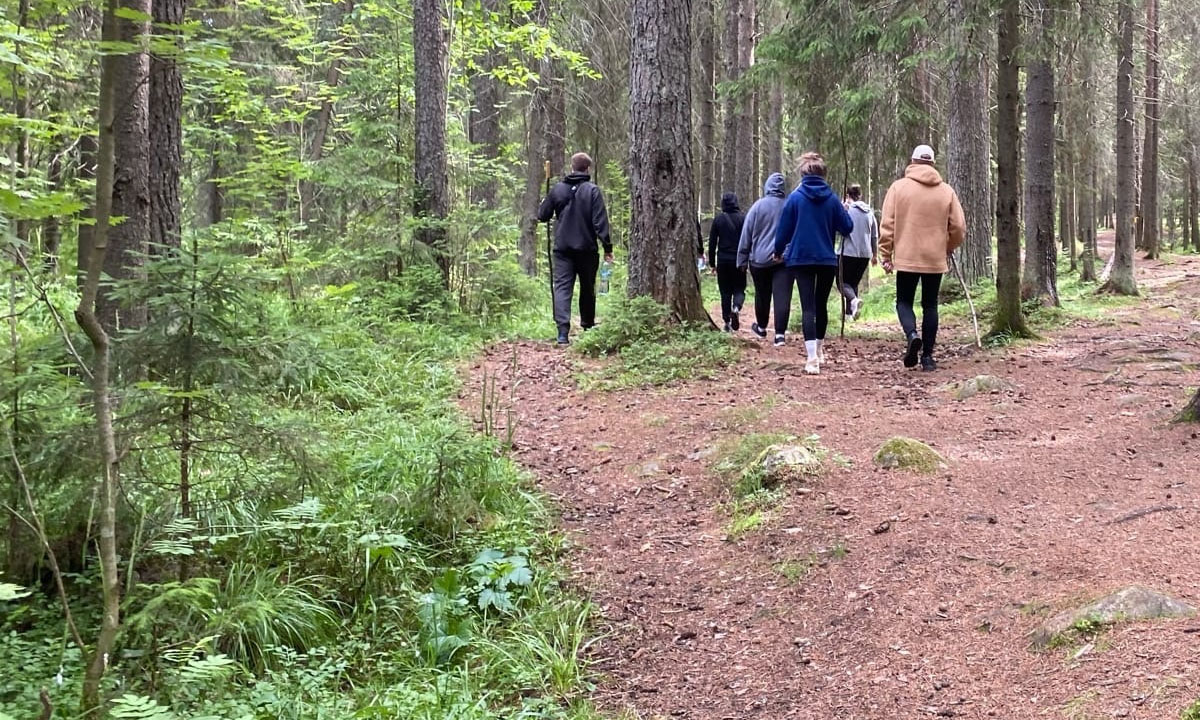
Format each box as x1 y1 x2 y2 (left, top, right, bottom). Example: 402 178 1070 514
464 241 1200 720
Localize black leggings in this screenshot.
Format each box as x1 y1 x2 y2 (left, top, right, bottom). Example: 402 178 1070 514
895 271 943 355
715 263 747 322
839 256 871 315
774 265 837 340
749 264 780 329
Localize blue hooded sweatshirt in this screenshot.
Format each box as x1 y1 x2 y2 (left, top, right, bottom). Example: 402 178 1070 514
773 175 853 267
736 173 787 268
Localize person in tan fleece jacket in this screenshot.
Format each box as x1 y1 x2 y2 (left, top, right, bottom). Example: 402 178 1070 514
879 144 966 371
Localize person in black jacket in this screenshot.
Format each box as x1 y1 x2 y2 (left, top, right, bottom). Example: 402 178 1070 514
537 152 613 345
708 192 746 331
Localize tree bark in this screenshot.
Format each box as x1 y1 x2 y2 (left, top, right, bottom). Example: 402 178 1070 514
43 151 64 271
78 1 122 712
991 0 1032 337
413 0 450 286
469 0 503 210
945 0 992 287
1140 0 1160 259
1022 0 1058 306
99 0 151 332
13 0 31 246
763 80 783 177
697 0 716 213
149 0 186 253
628 0 709 324
1191 142 1200 251
1105 0 1139 294
720 0 741 200
735 0 755 203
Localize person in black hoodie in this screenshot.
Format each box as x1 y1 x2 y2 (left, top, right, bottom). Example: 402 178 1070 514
708 192 746 331
537 152 613 345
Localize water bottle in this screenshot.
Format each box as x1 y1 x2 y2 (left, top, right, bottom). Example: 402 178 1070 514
697 257 707 273
598 260 612 294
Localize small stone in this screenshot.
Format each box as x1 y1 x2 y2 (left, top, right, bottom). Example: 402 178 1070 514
873 437 946 474
1031 586 1197 648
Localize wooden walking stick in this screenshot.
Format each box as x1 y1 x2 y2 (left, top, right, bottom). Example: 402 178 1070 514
949 253 982 348
544 161 556 324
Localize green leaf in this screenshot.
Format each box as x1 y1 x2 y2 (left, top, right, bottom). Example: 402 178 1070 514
113 7 153 22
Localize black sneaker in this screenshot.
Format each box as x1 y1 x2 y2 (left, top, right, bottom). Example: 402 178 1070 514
750 322 767 339
722 322 732 333
920 355 937 372
556 331 569 346
730 312 740 331
903 334 923 368
774 334 786 347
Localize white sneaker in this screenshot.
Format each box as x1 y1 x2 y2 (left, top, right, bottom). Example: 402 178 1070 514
850 297 862 320
804 358 821 375
804 340 820 374
816 339 826 364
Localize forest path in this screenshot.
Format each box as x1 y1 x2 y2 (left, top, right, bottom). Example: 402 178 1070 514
464 247 1200 720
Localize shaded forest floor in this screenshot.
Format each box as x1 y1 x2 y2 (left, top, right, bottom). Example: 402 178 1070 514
464 239 1200 720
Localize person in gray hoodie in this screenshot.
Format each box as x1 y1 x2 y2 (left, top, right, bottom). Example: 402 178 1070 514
735 173 788 338
838 184 878 320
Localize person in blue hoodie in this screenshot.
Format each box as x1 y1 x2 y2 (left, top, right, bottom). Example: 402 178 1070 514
736 173 788 338
708 192 746 331
771 152 853 374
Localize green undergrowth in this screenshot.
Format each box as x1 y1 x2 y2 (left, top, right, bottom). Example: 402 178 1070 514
1181 699 1200 720
574 296 739 390
712 433 827 541
0 245 602 719
773 541 849 584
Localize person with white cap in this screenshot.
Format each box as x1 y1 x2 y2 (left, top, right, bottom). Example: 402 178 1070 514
878 144 966 371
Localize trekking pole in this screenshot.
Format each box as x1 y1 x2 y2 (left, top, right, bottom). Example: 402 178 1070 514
949 253 982 348
544 161 556 326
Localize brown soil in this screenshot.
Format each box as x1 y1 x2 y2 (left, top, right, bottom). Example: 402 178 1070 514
464 238 1200 720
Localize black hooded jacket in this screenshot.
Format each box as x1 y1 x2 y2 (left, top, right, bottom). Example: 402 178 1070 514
708 193 745 267
537 172 613 254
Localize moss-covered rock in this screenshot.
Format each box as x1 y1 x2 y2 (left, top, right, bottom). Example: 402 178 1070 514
872 437 945 473
951 374 1016 401
757 443 824 487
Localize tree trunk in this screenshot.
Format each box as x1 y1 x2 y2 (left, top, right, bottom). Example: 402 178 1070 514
78 1 122 712
1191 143 1200 251
735 0 755 203
1175 386 1200 422
519 99 544 276
413 0 450 285
43 151 64 271
1105 0 1139 294
149 0 186 253
469 0 503 210
13 0 31 246
628 0 709 323
299 0 354 229
764 80 783 177
1022 0 1057 305
697 0 716 213
992 0 1032 337
76 133 98 284
99 0 151 332
720 0 741 199
945 0 993 287
1140 0 1160 259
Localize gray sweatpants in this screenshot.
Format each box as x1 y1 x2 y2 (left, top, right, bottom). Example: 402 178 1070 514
553 249 600 334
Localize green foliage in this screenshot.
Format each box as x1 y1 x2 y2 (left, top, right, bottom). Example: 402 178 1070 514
1181 699 1200 720
573 296 738 390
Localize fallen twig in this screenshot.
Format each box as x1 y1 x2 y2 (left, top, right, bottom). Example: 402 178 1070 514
1104 504 1182 525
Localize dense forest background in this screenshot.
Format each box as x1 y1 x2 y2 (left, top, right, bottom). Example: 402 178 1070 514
1 0 1199 716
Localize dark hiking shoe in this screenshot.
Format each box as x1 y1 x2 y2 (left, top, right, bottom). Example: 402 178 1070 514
723 322 732 333
730 312 740 331
774 334 786 347
751 322 767 338
556 331 570 346
920 355 937 372
903 334 923 368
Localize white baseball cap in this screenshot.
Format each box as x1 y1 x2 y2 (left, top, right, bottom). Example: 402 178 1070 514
911 144 935 162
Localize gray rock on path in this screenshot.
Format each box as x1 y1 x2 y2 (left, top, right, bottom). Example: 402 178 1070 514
1030 585 1196 649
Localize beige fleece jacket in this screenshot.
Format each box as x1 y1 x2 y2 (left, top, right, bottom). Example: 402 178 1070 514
878 164 966 274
